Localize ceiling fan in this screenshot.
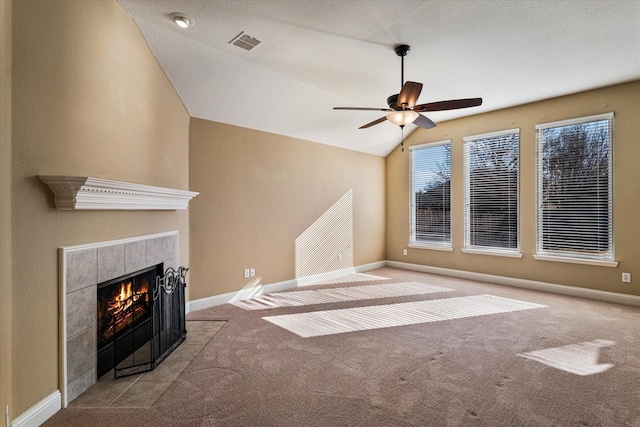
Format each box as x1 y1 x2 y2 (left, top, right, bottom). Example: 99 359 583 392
334 44 482 131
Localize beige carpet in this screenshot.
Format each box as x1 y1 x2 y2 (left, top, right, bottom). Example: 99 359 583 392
44 267 640 426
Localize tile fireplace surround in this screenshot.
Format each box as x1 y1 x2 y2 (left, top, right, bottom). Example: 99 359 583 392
60 231 179 406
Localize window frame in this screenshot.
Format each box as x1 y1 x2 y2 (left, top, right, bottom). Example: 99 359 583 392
462 128 521 257
534 112 617 267
409 140 453 250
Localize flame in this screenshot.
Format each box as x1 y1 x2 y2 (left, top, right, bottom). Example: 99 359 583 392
97 274 152 349
106 280 149 317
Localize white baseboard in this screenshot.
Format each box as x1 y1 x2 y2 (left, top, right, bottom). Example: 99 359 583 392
12 391 61 427
386 260 640 307
185 258 640 314
187 261 388 313
355 260 388 273
188 277 298 313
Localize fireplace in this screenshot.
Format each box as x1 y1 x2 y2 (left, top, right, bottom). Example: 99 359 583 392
95 263 188 380
60 231 185 406
96 264 160 378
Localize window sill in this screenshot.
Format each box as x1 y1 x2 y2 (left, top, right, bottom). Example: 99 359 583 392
533 254 618 268
407 243 454 252
461 248 523 258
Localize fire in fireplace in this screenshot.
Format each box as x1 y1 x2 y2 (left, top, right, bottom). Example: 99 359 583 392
96 264 161 378
96 264 188 379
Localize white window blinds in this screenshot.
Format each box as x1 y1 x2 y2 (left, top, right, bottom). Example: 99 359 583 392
536 113 613 261
410 141 451 247
464 129 520 251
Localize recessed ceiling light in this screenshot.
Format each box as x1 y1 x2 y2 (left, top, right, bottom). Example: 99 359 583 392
170 12 193 29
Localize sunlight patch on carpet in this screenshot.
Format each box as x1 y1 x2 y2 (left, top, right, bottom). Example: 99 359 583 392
263 294 547 337
313 272 390 285
519 339 615 376
232 281 454 310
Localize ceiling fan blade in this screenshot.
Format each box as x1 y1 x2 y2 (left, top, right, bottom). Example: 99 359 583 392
359 116 387 129
397 81 423 108
413 114 436 129
414 98 482 112
334 107 392 111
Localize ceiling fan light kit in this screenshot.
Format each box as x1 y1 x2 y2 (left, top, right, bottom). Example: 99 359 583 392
334 44 482 137
386 110 419 126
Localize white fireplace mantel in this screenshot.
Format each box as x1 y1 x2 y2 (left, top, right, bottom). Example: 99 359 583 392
39 175 199 210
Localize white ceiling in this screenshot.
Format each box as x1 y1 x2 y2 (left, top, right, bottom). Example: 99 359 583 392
117 0 640 157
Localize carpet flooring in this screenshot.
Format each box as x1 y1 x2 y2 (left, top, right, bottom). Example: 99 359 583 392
44 267 640 426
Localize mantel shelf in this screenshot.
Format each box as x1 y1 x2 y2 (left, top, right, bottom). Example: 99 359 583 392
39 175 199 210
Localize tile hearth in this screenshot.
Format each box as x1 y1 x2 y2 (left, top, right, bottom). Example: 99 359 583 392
68 321 225 408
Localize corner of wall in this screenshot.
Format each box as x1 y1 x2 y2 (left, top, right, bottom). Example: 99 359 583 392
0 0 13 424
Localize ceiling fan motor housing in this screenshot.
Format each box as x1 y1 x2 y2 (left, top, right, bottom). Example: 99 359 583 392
387 94 399 110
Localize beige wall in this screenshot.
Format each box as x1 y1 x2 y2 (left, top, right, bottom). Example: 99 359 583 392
387 80 640 296
1 0 13 421
189 119 386 300
11 0 190 419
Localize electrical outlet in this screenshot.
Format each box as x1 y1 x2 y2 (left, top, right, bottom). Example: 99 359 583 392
250 268 255 277
403 249 408 256
622 272 631 283
338 254 343 262
244 268 250 279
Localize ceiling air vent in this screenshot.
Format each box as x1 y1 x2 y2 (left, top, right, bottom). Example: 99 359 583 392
229 31 261 51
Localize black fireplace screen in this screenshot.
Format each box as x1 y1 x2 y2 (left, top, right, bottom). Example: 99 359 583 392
96 265 188 379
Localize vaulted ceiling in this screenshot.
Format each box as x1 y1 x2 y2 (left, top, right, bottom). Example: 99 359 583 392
118 0 640 156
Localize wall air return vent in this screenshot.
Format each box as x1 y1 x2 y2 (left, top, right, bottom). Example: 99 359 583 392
229 31 261 51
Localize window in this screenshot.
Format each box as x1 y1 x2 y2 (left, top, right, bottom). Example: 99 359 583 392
410 141 451 247
536 113 613 261
464 129 520 252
